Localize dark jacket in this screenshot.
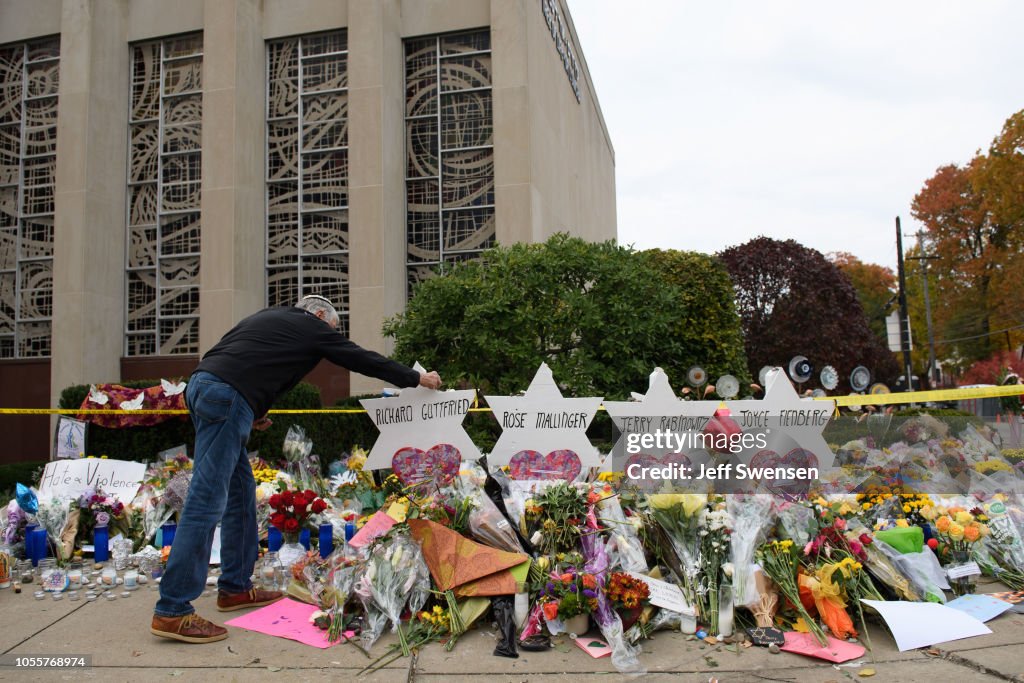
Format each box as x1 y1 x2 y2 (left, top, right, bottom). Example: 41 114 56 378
194 307 420 417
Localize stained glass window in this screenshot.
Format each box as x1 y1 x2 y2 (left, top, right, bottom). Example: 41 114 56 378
404 30 494 299
266 31 349 336
0 37 59 358
125 34 203 355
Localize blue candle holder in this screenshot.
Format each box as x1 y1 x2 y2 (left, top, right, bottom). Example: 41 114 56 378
344 521 356 543
93 526 109 563
31 528 48 566
299 528 310 551
319 523 333 558
267 527 282 552
160 523 177 548
24 523 38 562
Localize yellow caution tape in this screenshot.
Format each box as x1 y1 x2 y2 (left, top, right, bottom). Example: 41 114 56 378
817 383 1024 407
0 384 1018 415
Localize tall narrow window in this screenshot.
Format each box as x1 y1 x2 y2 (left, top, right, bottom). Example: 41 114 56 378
125 34 203 356
404 30 495 299
266 31 349 336
0 37 60 358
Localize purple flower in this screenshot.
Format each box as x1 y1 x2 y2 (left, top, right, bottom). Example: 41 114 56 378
95 511 110 527
544 582 555 595
568 584 578 593
582 589 597 599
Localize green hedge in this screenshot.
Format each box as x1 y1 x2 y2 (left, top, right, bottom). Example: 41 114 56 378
0 460 47 502
823 407 984 448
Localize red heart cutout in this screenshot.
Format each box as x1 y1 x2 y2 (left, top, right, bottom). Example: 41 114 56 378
624 452 692 491
748 448 818 495
392 443 461 490
508 449 582 481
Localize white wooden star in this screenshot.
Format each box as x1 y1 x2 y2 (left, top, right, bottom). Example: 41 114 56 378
361 362 481 471
485 363 603 468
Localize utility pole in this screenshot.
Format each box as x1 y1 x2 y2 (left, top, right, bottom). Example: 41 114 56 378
908 230 940 388
895 217 914 392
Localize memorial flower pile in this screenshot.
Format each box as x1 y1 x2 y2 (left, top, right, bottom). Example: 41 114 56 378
8 381 1024 677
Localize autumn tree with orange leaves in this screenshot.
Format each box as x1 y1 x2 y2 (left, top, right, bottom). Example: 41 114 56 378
911 110 1024 371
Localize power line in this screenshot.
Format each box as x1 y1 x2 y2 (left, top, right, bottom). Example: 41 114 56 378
934 322 1024 345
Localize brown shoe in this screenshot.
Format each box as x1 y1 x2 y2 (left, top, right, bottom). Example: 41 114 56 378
151 613 228 644
216 587 283 612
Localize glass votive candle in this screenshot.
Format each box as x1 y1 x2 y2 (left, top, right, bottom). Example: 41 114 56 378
120 591 131 598
123 569 139 590
67 562 84 590
68 591 80 601
100 567 117 587
18 560 34 584
51 592 63 601
34 590 46 600
105 594 117 601
85 593 97 601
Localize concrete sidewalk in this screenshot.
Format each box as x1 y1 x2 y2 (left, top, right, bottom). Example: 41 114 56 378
1 581 1022 683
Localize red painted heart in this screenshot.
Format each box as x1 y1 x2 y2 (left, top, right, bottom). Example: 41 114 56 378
508 450 582 481
748 448 819 495
624 452 692 492
391 444 461 490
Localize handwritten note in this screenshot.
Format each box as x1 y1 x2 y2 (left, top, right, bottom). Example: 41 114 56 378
38 458 146 504
627 572 693 614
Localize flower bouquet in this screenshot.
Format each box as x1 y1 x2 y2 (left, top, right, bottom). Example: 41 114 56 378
268 487 329 568
698 503 733 635
757 539 828 646
645 493 706 615
355 533 431 653
537 567 599 635
929 505 989 595
520 481 588 556
605 571 650 630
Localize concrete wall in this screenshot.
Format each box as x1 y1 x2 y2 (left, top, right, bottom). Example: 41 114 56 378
524 0 615 243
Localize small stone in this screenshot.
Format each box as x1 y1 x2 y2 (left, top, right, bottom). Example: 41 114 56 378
768 643 780 654
858 669 876 677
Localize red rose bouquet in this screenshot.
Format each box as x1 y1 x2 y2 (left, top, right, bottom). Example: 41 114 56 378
268 488 329 535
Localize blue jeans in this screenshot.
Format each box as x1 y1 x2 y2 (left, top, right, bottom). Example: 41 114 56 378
155 371 258 617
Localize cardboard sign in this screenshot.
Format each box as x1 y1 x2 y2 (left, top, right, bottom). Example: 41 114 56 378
224 598 339 649
573 636 612 658
38 458 146 504
361 362 480 471
627 572 692 614
486 363 602 469
946 594 1014 622
53 416 87 460
780 632 865 663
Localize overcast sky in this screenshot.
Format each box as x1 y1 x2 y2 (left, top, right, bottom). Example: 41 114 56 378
566 0 1022 271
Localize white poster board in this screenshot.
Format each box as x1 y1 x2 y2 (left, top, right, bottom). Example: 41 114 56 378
53 416 87 460
38 458 146 504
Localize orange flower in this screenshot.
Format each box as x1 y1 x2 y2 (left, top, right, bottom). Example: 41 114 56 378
935 515 952 533
542 601 560 621
963 524 981 543
582 574 597 590
559 573 573 583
